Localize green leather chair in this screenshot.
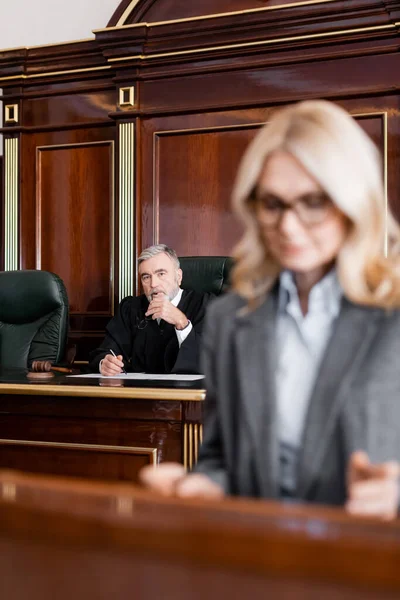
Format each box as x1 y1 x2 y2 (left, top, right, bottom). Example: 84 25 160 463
179 256 233 295
0 270 69 369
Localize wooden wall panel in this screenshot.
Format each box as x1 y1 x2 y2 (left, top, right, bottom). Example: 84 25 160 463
154 126 257 255
0 441 155 483
20 127 116 269
36 141 114 315
18 124 116 360
24 90 116 129
0 390 192 482
357 115 384 149
142 105 396 256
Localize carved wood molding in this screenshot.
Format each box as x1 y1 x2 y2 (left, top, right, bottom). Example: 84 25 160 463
1 1 400 87
108 0 339 28
97 0 400 68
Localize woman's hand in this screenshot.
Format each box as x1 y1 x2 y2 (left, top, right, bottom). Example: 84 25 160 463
346 451 400 520
140 462 224 499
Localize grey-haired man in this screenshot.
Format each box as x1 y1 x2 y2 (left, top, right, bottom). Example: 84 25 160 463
89 244 212 375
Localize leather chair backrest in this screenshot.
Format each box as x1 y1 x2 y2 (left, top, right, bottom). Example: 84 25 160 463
179 256 233 296
0 270 69 369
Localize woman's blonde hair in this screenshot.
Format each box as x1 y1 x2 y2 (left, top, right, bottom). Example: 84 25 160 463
231 99 400 309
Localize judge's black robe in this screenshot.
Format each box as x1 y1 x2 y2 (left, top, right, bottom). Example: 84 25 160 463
89 289 212 374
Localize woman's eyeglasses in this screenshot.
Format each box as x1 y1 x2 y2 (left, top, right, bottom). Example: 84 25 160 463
251 189 334 227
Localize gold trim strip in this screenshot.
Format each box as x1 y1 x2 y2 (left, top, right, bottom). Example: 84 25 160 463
4 137 19 271
194 423 198 464
0 65 111 83
119 122 136 300
119 86 136 108
153 133 159 242
108 24 395 63
35 141 115 150
0 438 158 462
0 382 205 401
115 0 141 28
154 122 265 137
183 423 202 469
183 423 188 469
0 38 94 53
383 111 388 257
5 104 18 124
101 0 338 30
189 423 193 470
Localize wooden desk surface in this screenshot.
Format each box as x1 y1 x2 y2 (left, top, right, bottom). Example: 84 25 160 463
0 368 206 401
0 381 205 401
1 470 400 600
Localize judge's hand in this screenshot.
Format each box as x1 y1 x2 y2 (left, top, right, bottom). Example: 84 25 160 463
100 353 124 376
346 451 400 520
140 462 225 500
145 295 189 330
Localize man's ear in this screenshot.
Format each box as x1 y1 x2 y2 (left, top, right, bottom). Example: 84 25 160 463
177 268 183 286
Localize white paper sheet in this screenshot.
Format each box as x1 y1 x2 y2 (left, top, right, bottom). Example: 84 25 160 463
67 373 205 381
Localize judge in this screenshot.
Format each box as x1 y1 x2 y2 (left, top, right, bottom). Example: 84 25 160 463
89 244 212 375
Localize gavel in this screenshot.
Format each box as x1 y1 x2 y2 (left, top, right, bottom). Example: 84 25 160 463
31 360 73 374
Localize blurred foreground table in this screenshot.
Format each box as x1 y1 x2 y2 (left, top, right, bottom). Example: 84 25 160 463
1 470 400 600
0 368 205 482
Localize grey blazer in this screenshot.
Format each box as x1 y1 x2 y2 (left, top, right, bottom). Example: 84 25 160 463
195 290 400 506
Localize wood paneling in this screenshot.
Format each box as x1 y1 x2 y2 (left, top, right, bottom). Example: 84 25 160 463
0 440 156 482
36 141 114 315
18 112 116 357
154 126 257 254
142 106 398 254
24 90 116 128
0 383 202 482
0 415 181 467
137 54 400 115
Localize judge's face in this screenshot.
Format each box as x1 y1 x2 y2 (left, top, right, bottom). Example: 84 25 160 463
255 150 349 274
139 253 182 302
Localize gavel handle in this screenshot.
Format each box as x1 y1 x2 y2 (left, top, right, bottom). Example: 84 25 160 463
51 366 73 374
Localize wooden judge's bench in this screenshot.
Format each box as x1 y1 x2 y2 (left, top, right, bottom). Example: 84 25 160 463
1 469 400 600
0 369 204 483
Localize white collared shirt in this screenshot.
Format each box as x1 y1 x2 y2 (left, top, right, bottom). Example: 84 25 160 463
276 269 342 495
170 288 192 346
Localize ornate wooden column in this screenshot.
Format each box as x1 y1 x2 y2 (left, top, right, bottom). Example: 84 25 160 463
3 103 20 271
117 114 136 300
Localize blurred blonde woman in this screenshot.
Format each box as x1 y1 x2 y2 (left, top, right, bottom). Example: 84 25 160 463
142 100 400 520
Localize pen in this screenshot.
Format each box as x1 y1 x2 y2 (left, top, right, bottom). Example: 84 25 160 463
109 349 127 374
